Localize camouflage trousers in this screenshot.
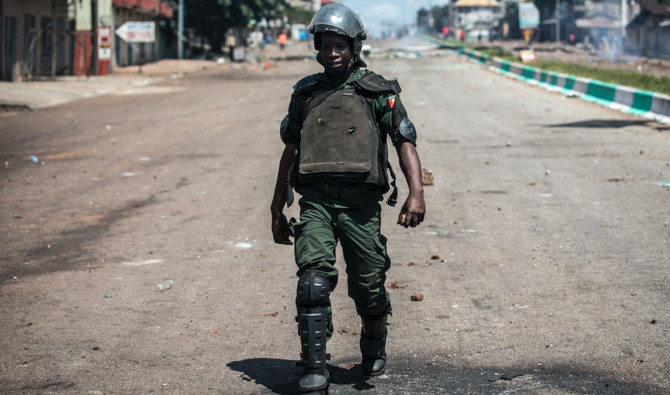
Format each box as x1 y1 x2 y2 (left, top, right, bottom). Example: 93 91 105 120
291 197 392 339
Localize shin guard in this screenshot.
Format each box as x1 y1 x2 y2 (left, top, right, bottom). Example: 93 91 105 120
356 299 392 376
296 272 331 392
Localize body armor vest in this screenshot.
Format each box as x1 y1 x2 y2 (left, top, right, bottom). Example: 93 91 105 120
298 88 387 190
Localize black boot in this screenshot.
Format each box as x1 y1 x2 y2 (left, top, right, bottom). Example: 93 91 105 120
360 332 387 376
296 273 331 393
356 299 391 377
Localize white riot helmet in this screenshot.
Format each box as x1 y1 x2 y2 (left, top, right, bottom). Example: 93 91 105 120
309 3 367 56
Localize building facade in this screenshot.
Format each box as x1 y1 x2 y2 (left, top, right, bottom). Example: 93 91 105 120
1 0 72 81
71 0 174 76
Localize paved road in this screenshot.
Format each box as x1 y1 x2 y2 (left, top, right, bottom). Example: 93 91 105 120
1 43 669 394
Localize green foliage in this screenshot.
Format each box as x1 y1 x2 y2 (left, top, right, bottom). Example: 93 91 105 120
430 5 450 33
185 0 288 53
285 6 314 25
502 1 521 39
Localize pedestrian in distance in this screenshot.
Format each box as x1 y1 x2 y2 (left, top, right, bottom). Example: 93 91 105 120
278 31 288 51
270 3 426 394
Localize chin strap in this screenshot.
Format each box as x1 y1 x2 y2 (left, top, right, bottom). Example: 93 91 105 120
346 56 356 72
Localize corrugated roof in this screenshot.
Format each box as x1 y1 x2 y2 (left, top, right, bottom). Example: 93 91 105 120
640 2 670 16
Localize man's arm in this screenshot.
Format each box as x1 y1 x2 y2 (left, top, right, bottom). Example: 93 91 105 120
271 143 298 244
396 142 425 228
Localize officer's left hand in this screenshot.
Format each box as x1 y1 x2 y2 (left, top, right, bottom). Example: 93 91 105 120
398 194 425 228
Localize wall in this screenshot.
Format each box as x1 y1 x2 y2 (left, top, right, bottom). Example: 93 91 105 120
1 0 71 81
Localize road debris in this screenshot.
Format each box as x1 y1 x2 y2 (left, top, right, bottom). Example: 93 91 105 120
154 280 174 292
422 168 434 185
411 293 424 301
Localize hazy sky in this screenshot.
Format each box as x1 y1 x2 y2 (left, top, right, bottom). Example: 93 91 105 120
341 0 451 37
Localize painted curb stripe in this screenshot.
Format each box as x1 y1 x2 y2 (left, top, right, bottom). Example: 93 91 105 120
444 41 670 124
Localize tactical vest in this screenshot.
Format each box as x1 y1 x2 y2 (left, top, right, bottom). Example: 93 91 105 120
295 72 401 195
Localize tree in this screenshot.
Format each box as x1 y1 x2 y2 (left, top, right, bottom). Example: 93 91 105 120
184 0 288 55
503 0 521 39
417 6 450 35
430 5 450 34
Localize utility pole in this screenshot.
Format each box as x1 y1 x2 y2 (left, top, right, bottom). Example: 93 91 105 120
178 0 184 59
91 0 98 75
51 0 56 77
621 0 627 38
556 0 560 43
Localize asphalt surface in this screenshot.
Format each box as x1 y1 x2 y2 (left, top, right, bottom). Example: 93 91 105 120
1 38 669 394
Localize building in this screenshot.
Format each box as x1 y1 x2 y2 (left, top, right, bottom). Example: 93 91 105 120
1 0 72 81
452 0 503 39
71 0 175 76
626 1 670 58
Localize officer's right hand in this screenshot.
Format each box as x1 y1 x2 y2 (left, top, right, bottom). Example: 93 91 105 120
272 212 293 245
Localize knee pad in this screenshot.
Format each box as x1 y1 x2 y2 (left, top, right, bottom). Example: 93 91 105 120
356 298 392 321
296 272 331 307
356 298 392 339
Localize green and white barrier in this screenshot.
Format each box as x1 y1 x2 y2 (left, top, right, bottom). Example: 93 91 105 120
476 52 670 124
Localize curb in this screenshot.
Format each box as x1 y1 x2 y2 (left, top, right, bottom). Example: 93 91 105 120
488 57 670 124
418 34 670 125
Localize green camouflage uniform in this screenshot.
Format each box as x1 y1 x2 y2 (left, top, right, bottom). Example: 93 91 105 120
283 67 410 338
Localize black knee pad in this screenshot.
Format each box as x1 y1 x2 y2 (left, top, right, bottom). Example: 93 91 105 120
356 298 392 321
356 298 392 339
296 272 331 307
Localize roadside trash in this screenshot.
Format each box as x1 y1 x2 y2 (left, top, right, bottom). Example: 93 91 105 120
234 241 254 249
411 293 424 301
422 168 433 185
155 280 174 292
29 156 39 163
662 180 669 188
104 294 113 298
139 157 151 161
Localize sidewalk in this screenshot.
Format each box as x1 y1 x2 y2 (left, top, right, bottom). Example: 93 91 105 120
0 59 222 112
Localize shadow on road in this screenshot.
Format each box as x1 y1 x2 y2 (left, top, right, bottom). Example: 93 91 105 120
227 358 377 394
545 119 651 129
227 357 667 394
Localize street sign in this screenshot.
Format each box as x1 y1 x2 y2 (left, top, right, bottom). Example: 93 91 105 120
98 27 112 60
115 21 155 43
519 3 540 30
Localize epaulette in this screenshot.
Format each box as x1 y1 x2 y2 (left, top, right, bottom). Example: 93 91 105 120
354 72 401 94
293 74 319 93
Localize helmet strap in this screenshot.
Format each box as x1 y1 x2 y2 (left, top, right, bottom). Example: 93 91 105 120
346 56 356 72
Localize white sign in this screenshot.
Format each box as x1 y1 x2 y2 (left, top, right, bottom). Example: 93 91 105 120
519 3 540 30
115 21 155 43
98 27 112 60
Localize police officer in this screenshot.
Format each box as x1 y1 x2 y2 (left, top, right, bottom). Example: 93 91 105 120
270 4 425 393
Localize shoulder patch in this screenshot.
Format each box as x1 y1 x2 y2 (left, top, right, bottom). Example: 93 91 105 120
293 74 319 93
354 72 401 94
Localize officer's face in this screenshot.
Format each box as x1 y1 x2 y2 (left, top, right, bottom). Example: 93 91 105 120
319 33 353 78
